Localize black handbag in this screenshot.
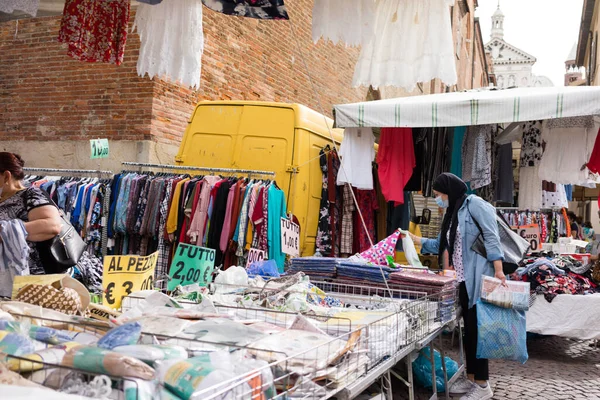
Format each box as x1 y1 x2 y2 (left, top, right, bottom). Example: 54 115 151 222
467 203 530 274
24 190 86 274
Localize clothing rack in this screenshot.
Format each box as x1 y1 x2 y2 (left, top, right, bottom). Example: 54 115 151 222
23 167 113 176
23 167 113 258
121 162 276 177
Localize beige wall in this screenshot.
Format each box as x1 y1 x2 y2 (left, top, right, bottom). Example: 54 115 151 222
583 3 600 86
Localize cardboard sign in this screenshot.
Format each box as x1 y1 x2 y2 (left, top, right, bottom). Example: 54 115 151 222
102 252 157 309
90 138 109 159
88 303 121 322
246 248 266 268
518 224 541 252
168 243 216 291
281 218 300 257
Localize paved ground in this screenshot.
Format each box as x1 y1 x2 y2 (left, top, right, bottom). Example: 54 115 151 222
391 335 600 399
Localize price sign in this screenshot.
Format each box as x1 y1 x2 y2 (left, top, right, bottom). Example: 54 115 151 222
246 248 266 268
102 252 157 310
518 224 540 252
168 243 216 291
90 138 109 159
281 218 300 257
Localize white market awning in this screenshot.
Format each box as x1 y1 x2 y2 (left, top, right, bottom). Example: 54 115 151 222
333 86 600 128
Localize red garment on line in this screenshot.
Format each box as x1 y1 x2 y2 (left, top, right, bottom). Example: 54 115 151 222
59 0 130 65
586 128 600 174
376 128 416 205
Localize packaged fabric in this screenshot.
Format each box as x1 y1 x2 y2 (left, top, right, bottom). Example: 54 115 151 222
412 347 459 392
98 321 142 350
113 345 188 366
62 346 155 380
131 316 191 337
400 229 424 268
480 276 531 311
0 330 36 357
247 321 286 335
248 329 348 374
246 259 281 278
0 311 14 321
124 378 160 400
476 300 528 364
119 291 183 323
157 351 274 400
0 320 76 345
6 341 80 372
182 319 266 346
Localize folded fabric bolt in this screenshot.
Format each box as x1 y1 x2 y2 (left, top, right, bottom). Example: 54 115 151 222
97 322 142 350
516 259 565 277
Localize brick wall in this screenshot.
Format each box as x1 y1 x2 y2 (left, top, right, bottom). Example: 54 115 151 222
0 1 367 147
0 16 154 142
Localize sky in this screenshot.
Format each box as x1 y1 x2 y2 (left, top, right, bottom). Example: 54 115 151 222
476 0 584 87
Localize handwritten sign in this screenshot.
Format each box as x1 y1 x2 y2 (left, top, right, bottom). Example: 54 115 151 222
281 218 300 257
102 252 157 309
168 243 216 291
518 224 540 252
90 139 109 159
246 248 266 268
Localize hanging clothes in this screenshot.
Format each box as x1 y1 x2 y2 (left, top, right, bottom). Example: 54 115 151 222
404 128 426 192
201 0 288 19
450 126 467 178
422 127 450 197
340 184 355 255
586 127 600 174
462 124 493 190
267 185 288 272
542 184 569 209
135 0 204 89
352 0 456 90
494 143 514 205
58 0 130 65
312 0 375 46
377 128 415 204
0 0 39 16
337 128 376 190
539 116 600 184
316 147 332 256
354 188 378 253
520 121 544 167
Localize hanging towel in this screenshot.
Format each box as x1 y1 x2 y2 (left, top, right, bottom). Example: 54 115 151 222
359 229 401 266
312 0 375 46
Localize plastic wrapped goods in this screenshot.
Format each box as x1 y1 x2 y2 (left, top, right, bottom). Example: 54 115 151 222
7 342 80 372
113 345 188 366
97 322 142 350
62 346 155 380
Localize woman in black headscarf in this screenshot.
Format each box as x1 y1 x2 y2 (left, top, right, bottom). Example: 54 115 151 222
410 173 505 400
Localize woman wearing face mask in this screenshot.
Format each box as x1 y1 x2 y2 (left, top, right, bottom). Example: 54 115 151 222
409 173 504 400
0 152 62 276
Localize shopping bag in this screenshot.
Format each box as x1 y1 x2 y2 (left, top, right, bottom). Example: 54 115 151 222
399 229 424 268
476 300 528 364
480 276 530 311
412 347 459 392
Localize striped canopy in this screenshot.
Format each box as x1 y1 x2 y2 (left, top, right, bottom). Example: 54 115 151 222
333 86 600 128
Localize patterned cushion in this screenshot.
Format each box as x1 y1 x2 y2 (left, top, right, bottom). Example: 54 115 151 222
15 284 83 315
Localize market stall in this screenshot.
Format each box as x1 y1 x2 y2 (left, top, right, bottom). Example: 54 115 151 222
333 85 600 342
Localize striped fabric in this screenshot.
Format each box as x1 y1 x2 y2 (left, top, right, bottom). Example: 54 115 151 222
0 219 29 273
334 87 600 128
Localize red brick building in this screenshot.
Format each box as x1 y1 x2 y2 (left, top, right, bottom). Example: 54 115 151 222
0 0 491 170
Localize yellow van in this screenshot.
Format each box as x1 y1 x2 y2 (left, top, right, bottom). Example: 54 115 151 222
174 100 424 264
175 101 344 256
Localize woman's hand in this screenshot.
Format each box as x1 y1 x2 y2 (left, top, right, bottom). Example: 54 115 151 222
494 269 507 286
408 232 421 246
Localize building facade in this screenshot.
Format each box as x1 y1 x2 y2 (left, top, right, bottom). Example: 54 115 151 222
484 5 552 89
0 0 492 170
576 0 600 86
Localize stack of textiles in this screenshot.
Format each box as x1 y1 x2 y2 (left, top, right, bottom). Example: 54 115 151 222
287 257 338 280
389 270 457 323
516 256 598 303
335 261 392 285
25 175 111 259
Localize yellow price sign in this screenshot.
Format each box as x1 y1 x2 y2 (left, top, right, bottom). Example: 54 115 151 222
102 252 158 310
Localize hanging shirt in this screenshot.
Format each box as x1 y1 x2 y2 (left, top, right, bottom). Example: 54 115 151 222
352 0 456 90
337 128 376 190
201 0 289 19
58 0 130 65
188 176 221 245
167 178 190 235
135 0 204 89
267 185 288 272
376 128 415 204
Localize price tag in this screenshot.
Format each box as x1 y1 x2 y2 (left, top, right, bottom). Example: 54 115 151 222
518 224 540 251
168 243 216 291
102 252 158 310
90 138 109 159
280 218 300 257
246 248 266 268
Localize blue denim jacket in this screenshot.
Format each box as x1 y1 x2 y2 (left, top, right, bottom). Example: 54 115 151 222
421 195 504 309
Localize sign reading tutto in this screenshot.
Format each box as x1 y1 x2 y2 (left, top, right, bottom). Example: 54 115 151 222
168 243 216 291
280 218 300 257
102 252 157 309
